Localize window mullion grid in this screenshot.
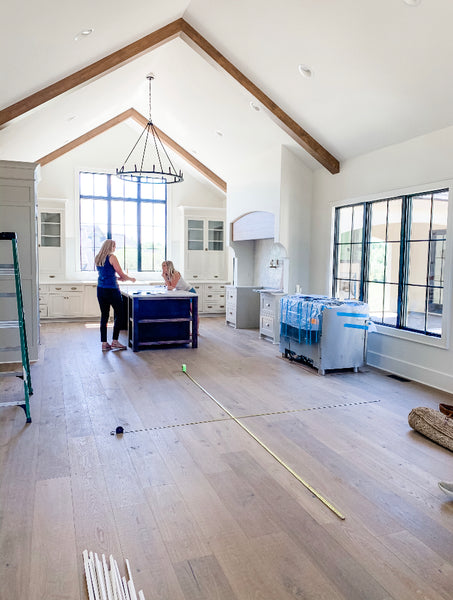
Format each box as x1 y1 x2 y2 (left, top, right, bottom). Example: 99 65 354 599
332 210 339 297
362 203 371 304
423 193 435 334
398 196 410 329
382 200 389 322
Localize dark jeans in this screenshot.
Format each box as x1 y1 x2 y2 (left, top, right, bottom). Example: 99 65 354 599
97 287 123 342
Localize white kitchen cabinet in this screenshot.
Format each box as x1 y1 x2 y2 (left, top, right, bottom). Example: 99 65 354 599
47 284 84 317
38 200 66 277
83 283 99 316
0 161 39 362
259 291 286 343
226 286 260 329
188 281 228 314
181 207 226 281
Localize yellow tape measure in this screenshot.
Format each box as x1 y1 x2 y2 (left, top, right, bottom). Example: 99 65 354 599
181 364 345 520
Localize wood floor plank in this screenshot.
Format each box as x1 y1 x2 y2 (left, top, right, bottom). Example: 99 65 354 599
111 501 186 600
28 477 79 600
145 482 211 563
173 554 239 600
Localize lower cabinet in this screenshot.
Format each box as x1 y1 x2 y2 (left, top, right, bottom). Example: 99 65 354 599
259 291 286 343
225 286 260 329
38 281 229 319
189 281 228 314
47 285 84 317
40 283 88 318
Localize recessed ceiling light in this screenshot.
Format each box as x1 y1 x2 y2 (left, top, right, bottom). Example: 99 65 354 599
74 28 94 41
249 101 260 112
403 0 421 5
67 115 76 121
215 130 224 137
298 64 313 78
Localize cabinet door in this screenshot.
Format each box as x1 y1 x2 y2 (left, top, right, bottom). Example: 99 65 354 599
38 209 65 275
185 216 225 279
84 284 99 316
48 293 83 317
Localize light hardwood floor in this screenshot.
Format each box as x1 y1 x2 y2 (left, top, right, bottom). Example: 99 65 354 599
1 317 453 600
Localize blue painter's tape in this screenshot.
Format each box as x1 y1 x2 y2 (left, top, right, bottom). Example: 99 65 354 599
336 312 369 318
344 323 368 330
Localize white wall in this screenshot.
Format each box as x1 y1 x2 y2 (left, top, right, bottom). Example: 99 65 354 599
37 122 225 282
279 146 312 294
311 124 453 393
226 144 312 290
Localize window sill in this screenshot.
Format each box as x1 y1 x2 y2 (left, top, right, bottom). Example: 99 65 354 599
373 323 449 350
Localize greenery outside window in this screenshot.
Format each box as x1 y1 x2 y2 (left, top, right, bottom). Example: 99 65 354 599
333 189 449 337
79 171 167 272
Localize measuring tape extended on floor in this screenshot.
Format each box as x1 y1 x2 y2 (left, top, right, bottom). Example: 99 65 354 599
181 363 346 521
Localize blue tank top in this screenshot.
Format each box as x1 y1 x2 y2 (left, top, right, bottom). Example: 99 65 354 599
97 256 118 289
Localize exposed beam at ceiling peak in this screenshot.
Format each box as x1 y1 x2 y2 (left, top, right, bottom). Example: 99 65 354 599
37 108 227 193
0 18 340 174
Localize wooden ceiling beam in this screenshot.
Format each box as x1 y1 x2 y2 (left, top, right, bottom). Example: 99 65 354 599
0 19 183 127
2 17 340 174
180 20 339 174
37 108 227 193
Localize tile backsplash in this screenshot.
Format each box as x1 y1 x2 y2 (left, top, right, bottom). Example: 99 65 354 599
254 239 286 289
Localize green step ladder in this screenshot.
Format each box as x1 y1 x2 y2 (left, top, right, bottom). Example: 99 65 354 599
0 232 33 423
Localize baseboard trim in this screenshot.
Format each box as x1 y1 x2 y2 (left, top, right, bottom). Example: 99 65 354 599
367 350 453 394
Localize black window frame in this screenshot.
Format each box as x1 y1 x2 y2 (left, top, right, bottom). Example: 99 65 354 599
79 171 167 272
332 188 449 338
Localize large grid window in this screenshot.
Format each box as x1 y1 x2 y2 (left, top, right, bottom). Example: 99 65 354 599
79 172 167 272
333 189 449 337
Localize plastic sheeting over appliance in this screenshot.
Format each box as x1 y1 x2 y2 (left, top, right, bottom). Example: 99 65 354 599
279 295 369 375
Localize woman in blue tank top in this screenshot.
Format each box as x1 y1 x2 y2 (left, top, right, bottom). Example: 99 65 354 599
95 239 136 351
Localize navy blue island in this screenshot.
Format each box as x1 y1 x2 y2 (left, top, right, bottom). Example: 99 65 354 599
120 286 198 352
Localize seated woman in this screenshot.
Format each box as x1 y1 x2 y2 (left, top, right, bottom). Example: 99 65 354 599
161 260 196 293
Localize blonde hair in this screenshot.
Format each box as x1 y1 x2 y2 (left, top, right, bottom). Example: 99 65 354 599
95 239 116 267
162 260 176 279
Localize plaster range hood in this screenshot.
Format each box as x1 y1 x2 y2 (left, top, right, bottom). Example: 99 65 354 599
231 211 274 241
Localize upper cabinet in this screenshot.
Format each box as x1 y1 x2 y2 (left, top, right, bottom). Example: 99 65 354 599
181 207 226 281
38 199 66 277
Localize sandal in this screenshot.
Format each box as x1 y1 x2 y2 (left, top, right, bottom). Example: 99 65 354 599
102 342 112 351
439 403 453 418
111 341 127 350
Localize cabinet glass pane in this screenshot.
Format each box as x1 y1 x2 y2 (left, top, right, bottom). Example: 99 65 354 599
208 220 224 251
41 212 61 247
187 219 204 250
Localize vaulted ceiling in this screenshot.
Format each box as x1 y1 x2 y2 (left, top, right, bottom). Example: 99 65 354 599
2 0 453 186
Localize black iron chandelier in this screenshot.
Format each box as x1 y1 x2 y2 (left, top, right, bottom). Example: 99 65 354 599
116 75 184 184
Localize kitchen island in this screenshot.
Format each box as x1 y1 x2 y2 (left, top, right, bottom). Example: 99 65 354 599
120 286 198 352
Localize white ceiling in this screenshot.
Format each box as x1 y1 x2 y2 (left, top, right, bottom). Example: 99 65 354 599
2 0 453 183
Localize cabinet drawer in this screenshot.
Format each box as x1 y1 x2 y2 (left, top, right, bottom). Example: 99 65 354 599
205 283 226 292
226 307 236 324
48 284 84 293
203 302 226 313
260 316 274 334
226 288 237 303
204 290 226 304
39 304 48 317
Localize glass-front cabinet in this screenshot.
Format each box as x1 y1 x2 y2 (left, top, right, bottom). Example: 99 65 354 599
183 209 226 280
38 200 66 276
40 212 61 247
